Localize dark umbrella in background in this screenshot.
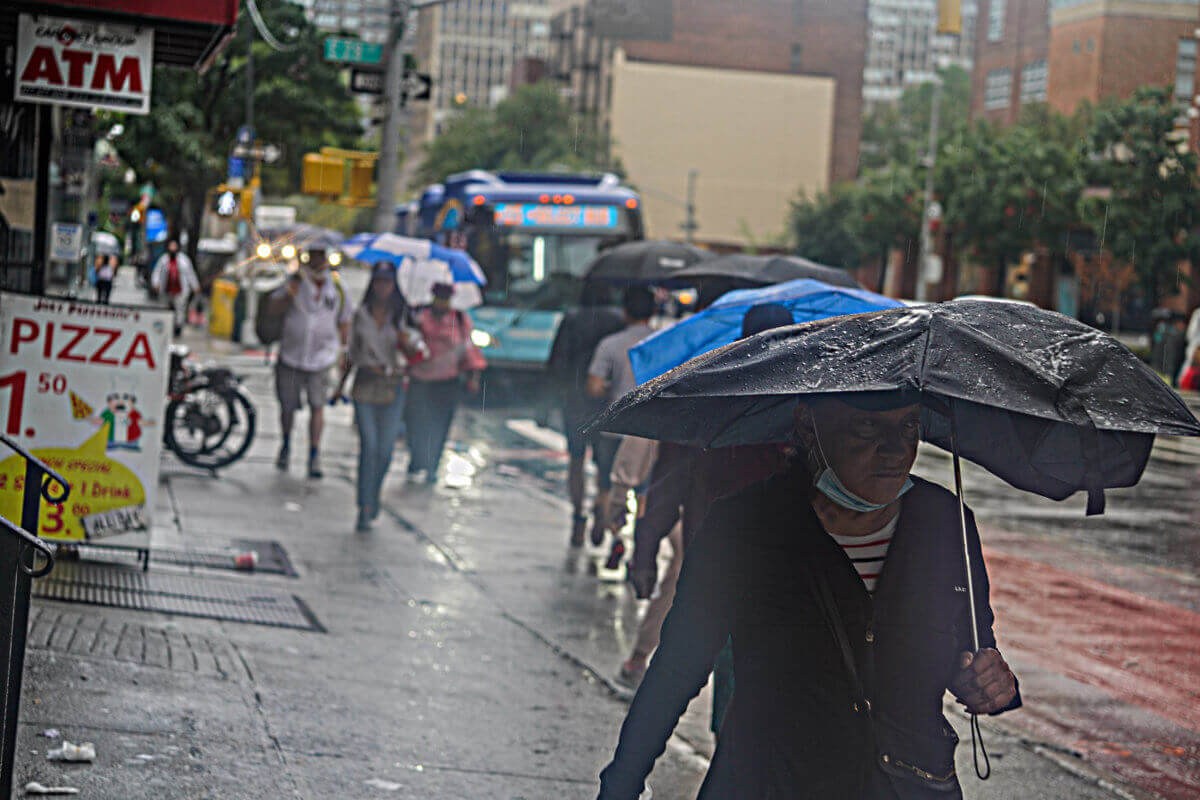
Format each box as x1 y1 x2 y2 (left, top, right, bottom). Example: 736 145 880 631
583 240 708 284
667 253 862 289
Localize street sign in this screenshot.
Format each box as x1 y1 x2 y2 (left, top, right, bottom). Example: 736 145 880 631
350 68 384 95
15 13 154 114
323 37 383 66
401 71 432 103
49 222 83 262
231 142 281 164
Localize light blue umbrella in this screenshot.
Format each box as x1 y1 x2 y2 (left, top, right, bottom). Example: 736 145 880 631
630 278 904 384
342 233 486 285
343 233 487 308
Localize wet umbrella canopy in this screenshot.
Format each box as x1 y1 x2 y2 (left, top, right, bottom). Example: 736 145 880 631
595 300 1200 515
667 253 862 289
583 240 708 284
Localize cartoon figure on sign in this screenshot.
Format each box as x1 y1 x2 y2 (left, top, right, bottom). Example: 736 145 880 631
90 392 155 451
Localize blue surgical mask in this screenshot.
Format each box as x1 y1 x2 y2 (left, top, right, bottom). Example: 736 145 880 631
812 425 913 513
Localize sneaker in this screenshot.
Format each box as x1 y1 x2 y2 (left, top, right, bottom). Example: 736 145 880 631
615 658 647 691
570 513 587 548
604 538 626 571
307 452 323 480
275 444 290 471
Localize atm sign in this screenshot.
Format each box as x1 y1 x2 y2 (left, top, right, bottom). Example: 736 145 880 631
494 204 619 229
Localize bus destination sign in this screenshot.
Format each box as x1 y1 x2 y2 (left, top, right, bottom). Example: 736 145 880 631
494 203 618 229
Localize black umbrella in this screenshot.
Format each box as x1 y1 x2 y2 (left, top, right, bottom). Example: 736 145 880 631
584 240 707 284
668 253 862 289
594 299 1200 651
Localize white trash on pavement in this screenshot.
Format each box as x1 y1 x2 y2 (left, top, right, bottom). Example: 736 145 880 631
45 741 95 762
23 782 80 795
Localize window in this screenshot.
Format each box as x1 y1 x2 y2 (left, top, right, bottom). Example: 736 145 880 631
793 0 804 25
1176 39 1197 103
984 67 1011 110
1020 59 1047 104
790 43 802 71
987 0 1005 42
1086 37 1094 52
1072 39 1080 53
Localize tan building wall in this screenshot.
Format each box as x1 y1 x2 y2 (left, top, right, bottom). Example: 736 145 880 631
609 52 835 247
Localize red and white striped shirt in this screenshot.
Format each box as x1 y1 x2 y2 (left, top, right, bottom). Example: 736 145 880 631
828 516 898 594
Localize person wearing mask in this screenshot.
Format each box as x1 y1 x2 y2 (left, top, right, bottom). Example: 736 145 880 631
586 285 656 556
267 248 351 479
346 263 423 531
598 390 1020 799
548 281 626 546
151 239 200 337
404 282 487 485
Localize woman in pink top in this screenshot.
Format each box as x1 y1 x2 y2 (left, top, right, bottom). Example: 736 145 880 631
404 282 486 484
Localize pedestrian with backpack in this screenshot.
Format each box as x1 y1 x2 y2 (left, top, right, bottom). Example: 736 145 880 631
404 282 486 485
264 247 351 479
151 239 200 336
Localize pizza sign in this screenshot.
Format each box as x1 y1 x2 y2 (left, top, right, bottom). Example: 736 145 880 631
14 13 154 114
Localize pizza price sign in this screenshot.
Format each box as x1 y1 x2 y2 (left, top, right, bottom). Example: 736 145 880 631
0 293 171 543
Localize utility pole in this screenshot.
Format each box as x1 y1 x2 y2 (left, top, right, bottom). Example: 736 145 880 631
245 34 254 132
915 73 942 303
682 168 698 244
374 0 412 233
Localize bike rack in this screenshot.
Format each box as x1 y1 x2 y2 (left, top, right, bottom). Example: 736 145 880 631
0 433 68 797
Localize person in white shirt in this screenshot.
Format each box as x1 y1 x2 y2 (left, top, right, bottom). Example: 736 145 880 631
150 240 200 336
267 248 352 478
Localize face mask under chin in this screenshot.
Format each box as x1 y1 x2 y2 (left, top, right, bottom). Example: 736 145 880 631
811 422 913 513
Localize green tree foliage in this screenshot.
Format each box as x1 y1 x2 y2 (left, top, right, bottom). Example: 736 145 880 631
938 121 1083 287
859 65 971 172
790 190 863 269
111 0 360 251
1079 86 1200 298
418 83 612 184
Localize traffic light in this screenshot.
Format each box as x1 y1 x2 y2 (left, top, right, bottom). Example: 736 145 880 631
302 153 344 196
937 0 962 35
348 159 374 204
1008 252 1034 299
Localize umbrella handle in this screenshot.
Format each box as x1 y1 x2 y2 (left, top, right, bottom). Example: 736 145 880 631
949 400 991 781
949 401 980 653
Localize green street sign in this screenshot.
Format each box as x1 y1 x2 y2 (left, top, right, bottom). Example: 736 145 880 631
323 37 384 66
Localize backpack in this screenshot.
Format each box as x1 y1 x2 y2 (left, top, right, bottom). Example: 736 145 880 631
255 271 345 346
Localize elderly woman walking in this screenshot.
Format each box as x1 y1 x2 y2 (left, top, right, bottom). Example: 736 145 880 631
598 391 1020 800
347 263 422 531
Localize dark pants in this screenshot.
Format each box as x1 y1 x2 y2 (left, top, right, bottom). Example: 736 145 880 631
405 378 460 476
95 280 113 305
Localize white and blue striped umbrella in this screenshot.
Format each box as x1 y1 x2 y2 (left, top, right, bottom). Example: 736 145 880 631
343 233 487 309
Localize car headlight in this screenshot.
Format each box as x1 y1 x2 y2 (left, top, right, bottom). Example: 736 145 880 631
328 251 342 266
470 330 492 348
280 244 296 259
255 243 271 259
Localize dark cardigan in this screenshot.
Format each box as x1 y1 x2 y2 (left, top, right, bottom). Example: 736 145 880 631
598 468 1021 800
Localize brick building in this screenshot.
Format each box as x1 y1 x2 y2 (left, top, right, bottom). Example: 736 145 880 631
1047 0 1200 114
970 0 1051 123
549 0 868 186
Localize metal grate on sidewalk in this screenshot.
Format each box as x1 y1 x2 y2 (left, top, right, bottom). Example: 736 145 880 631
33 562 324 632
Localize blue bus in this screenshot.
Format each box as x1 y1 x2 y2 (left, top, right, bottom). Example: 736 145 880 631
399 170 644 369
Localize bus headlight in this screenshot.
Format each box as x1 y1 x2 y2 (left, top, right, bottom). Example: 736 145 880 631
470 330 492 348
328 251 342 266
255 243 271 259
280 244 296 259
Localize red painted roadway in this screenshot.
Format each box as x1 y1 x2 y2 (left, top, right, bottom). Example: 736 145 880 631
983 538 1200 799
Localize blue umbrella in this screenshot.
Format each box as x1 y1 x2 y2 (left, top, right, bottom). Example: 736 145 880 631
630 278 904 384
343 233 487 308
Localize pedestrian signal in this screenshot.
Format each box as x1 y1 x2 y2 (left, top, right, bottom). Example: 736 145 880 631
215 190 238 216
349 160 374 203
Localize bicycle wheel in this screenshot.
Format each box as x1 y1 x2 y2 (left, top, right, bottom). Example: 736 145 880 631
165 388 256 471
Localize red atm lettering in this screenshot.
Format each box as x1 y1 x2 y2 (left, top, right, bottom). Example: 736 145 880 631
91 53 142 93
19 47 62 85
